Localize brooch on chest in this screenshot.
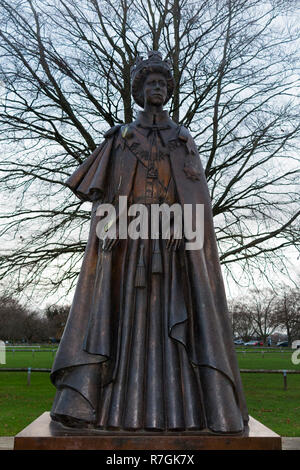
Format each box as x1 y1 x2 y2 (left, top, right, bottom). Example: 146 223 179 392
128 141 169 162
121 124 171 162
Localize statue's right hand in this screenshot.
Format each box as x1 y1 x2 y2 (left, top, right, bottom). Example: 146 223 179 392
101 232 119 251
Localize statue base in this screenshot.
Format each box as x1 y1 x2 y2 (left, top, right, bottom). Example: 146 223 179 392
14 412 281 450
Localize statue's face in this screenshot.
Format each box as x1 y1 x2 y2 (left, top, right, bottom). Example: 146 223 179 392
143 72 167 108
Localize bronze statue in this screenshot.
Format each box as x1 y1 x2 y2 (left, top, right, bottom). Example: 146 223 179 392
50 51 249 433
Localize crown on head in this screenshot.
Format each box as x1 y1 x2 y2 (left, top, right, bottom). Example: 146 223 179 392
131 50 174 108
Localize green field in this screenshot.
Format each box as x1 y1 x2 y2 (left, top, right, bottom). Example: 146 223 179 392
0 372 55 436
0 349 299 437
241 373 300 437
0 350 57 369
236 349 299 370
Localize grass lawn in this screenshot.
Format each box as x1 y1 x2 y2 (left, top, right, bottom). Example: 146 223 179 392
0 350 56 369
0 349 299 436
237 350 299 370
237 350 300 437
241 373 300 437
0 372 56 436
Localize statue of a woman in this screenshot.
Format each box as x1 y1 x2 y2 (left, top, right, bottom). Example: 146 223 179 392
50 51 248 434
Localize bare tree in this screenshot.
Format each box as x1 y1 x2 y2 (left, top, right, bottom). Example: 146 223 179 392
0 0 299 300
231 289 280 344
0 296 27 342
229 300 255 342
248 289 279 344
44 304 70 340
0 295 49 342
273 285 300 345
22 310 49 342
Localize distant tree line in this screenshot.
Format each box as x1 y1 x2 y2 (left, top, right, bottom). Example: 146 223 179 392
0 296 69 343
230 285 300 346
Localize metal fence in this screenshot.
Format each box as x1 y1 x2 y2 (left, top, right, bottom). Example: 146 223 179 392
1 367 299 389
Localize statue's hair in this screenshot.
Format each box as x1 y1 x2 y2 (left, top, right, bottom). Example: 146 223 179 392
131 52 174 108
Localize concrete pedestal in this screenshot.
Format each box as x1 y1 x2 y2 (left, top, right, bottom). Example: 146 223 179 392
14 412 281 450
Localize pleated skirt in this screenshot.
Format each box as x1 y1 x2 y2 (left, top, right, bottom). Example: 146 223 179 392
51 220 245 433
96 235 206 431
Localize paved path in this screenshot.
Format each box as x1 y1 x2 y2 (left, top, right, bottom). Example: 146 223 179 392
1 436 300 450
281 438 300 450
0 437 14 450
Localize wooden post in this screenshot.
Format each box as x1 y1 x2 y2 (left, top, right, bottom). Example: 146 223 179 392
27 367 31 386
283 370 287 390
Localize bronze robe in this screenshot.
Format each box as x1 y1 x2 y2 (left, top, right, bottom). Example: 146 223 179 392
50 110 249 433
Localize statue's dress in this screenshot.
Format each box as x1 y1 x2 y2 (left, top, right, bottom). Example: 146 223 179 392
50 111 249 433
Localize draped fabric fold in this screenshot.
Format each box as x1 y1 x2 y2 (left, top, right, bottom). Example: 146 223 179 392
66 138 113 202
50 110 248 432
83 250 112 357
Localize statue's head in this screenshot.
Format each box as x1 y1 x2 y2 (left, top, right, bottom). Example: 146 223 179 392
131 51 174 109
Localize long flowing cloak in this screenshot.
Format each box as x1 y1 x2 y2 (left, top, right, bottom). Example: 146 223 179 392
50 115 249 432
